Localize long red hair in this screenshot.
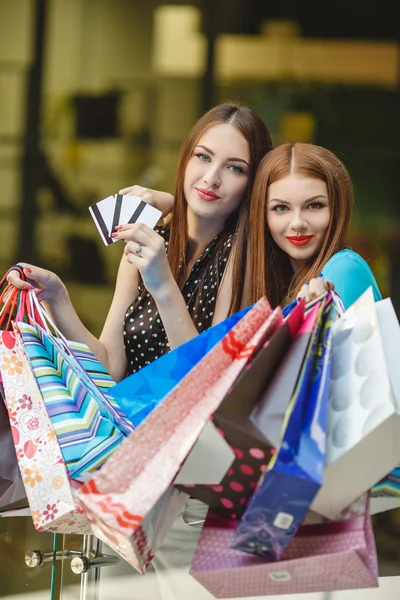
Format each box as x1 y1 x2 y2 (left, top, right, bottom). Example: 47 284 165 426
248 143 353 307
168 102 273 314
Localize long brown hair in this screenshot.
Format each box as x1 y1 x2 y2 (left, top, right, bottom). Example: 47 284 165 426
248 143 353 307
168 102 273 315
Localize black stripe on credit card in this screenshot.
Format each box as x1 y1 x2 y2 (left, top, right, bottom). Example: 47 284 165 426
128 200 146 224
90 204 113 245
111 194 123 234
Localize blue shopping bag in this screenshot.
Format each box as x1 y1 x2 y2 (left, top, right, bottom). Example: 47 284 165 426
110 305 251 426
230 296 335 560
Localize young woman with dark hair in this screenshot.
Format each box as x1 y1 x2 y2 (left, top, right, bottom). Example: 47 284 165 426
7 102 273 380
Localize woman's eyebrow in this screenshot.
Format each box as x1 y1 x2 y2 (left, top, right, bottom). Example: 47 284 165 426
196 144 250 166
269 195 327 204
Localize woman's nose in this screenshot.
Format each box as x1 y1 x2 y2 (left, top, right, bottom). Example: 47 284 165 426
290 212 307 231
203 165 221 188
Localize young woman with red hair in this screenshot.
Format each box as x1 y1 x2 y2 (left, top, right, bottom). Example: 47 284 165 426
246 142 381 309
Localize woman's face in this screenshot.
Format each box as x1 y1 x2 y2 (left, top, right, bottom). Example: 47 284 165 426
183 123 250 229
266 173 331 272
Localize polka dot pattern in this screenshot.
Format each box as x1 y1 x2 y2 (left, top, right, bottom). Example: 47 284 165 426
176 420 273 519
124 226 234 374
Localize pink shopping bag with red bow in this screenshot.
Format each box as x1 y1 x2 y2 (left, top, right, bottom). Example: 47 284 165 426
76 298 273 573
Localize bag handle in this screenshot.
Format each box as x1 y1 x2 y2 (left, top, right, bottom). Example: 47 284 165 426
27 290 69 344
0 286 19 330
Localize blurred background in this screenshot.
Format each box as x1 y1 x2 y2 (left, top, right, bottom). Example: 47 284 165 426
0 0 399 597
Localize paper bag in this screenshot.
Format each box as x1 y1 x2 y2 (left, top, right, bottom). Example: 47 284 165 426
231 299 334 559
0 327 90 533
311 289 400 519
76 298 273 572
190 498 378 598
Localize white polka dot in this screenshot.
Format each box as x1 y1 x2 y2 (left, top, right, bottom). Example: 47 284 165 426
148 309 152 313
140 322 144 326
138 344 141 348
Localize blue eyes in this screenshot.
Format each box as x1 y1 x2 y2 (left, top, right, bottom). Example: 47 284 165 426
194 153 244 174
229 165 244 174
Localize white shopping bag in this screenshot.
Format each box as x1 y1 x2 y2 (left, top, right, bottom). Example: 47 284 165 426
311 288 400 519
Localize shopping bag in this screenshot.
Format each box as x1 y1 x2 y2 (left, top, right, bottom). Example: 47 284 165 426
0 327 90 533
231 298 334 559
76 298 273 572
190 496 378 598
370 466 400 514
24 290 132 432
109 305 254 486
17 319 133 482
109 305 252 426
370 298 400 513
311 289 400 519
0 390 27 512
175 305 292 518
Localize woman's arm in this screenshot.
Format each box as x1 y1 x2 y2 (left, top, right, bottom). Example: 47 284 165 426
6 257 140 381
322 250 382 309
114 223 199 349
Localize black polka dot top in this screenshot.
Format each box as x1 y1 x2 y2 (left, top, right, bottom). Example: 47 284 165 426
123 225 234 375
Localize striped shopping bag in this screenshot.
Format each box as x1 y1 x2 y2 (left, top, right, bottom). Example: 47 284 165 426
17 320 133 483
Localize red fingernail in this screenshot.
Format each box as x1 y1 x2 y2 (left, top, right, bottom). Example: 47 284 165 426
26 284 35 290
111 232 118 238
24 267 32 273
35 289 43 295
115 225 122 230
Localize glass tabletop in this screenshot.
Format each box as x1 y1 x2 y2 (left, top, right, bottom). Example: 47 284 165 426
2 501 400 600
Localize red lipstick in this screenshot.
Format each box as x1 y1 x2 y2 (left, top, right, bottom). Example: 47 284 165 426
286 235 314 247
196 188 220 201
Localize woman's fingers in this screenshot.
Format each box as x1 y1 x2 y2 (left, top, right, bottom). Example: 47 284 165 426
6 264 35 290
298 277 335 304
297 282 311 303
112 223 159 246
118 185 144 196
